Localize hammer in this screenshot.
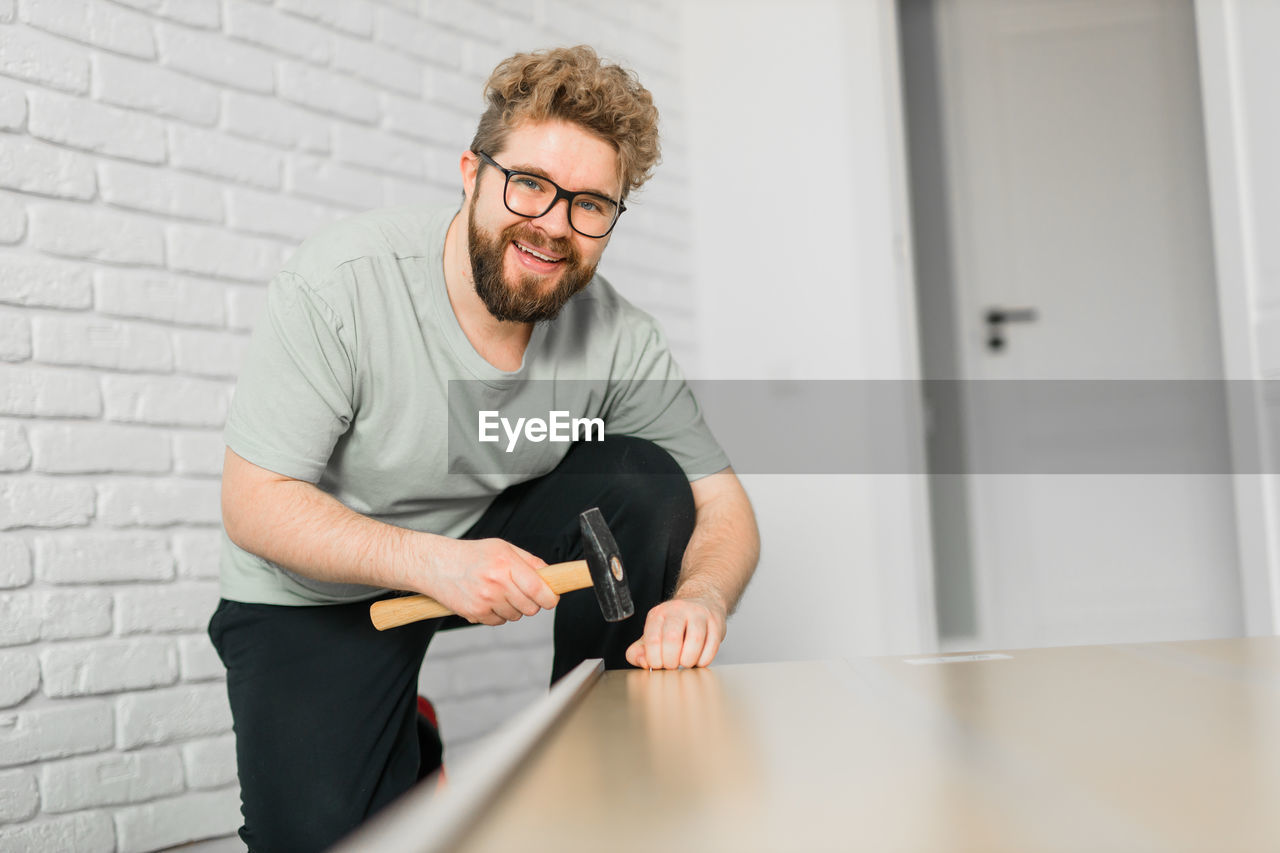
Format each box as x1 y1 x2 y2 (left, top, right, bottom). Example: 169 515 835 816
369 508 634 631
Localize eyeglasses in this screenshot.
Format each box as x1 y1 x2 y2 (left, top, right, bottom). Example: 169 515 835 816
476 151 626 239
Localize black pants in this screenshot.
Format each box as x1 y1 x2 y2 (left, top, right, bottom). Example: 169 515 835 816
208 436 696 853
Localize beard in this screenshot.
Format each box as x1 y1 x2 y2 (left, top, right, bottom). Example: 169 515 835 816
466 198 599 324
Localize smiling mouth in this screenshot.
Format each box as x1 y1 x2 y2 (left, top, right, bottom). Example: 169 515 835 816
513 240 564 263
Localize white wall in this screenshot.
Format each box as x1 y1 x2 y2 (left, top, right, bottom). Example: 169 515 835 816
680 0 936 662
0 2 690 850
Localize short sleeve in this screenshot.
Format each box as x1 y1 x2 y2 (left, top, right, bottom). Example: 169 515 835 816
602 318 731 480
224 271 356 483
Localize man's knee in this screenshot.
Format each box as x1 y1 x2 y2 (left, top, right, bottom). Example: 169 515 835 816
596 437 694 520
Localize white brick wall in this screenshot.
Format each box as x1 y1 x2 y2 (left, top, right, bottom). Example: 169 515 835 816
0 1 690 850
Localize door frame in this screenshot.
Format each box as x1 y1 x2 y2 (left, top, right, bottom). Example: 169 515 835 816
1193 0 1279 635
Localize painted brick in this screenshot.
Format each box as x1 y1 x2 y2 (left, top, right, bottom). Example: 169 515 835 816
382 93 471 146
489 0 537 18
332 32 422 96
29 203 166 266
0 478 95 529
0 79 26 130
422 0 498 42
99 161 223 224
0 588 112 646
177 633 222 681
226 284 267 331
492 15 554 50
422 144 460 183
0 536 32 587
39 589 114 641
0 24 91 93
0 767 38 822
19 0 156 59
114 787 241 853
0 135 96 199
170 124 283 191
0 584 111 645
0 811 114 853
155 22 274 93
173 531 221 580
226 1 332 64
276 0 374 37
35 532 173 584
225 185 343 243
277 61 382 124
0 315 28 361
385 176 455 208
333 123 428 179
39 747 183 812
0 312 29 362
375 6 465 68
0 590 38 646
426 66 487 116
31 315 174 373
28 89 167 164
111 0 220 28
115 583 219 634
173 431 225 477
98 480 221 527
0 700 113 766
180 733 235 789
173 330 246 378
223 90 331 153
0 365 102 418
167 224 288 284
286 154 385 210
0 192 24 244
462 38 511 80
102 374 228 427
0 649 38 707
0 256 93 309
92 52 220 127
30 423 169 475
40 637 178 696
96 269 227 328
116 682 232 748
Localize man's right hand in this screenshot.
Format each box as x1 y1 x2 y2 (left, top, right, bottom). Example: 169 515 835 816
417 537 559 626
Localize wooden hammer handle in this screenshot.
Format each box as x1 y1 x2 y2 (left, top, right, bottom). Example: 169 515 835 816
369 559 592 631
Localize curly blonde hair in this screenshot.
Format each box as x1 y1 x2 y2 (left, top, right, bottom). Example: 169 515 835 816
470 46 660 199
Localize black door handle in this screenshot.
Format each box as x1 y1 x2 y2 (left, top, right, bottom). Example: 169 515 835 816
986 306 1039 352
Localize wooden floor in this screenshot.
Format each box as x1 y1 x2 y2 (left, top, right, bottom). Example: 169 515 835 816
450 638 1280 852
338 636 1280 852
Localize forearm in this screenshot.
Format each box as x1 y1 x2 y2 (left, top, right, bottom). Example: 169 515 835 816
221 448 439 593
673 473 759 615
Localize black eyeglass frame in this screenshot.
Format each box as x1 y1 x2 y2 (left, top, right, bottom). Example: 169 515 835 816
475 150 626 239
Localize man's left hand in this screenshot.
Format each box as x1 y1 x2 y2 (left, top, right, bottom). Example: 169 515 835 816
625 596 727 670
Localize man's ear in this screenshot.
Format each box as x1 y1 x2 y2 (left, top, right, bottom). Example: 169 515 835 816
460 151 480 201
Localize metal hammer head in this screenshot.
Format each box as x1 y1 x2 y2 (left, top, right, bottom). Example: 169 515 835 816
578 508 634 622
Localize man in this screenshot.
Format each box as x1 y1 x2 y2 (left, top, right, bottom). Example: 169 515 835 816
211 45 759 852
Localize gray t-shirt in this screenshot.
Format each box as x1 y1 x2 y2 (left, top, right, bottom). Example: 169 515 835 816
221 204 730 605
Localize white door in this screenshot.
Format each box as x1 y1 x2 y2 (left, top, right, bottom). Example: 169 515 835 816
924 0 1243 649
